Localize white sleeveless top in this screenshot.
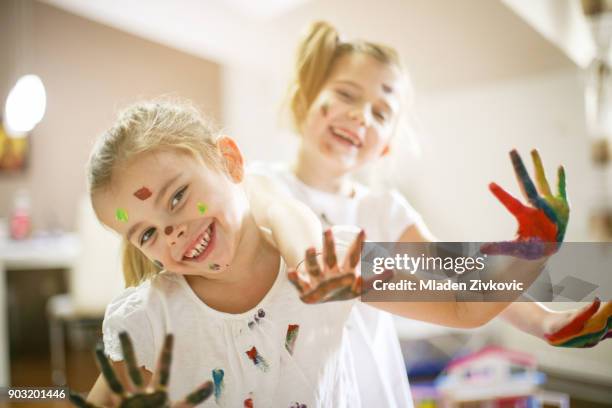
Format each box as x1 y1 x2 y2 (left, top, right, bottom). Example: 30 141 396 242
103 258 361 407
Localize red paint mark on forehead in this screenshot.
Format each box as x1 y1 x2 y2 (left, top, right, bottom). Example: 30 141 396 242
134 187 152 200
164 226 174 236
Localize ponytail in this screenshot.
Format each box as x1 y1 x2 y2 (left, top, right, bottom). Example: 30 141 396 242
289 21 341 131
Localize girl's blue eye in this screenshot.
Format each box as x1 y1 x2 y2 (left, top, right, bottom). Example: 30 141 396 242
171 186 188 210
140 227 156 246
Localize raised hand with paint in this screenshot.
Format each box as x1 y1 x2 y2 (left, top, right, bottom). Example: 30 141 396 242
70 333 213 408
481 149 569 260
287 228 366 303
544 299 612 348
84 100 368 407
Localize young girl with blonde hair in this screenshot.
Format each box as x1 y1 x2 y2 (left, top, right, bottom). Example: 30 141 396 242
250 20 612 407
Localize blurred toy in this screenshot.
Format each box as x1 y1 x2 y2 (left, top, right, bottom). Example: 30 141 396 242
436 346 568 407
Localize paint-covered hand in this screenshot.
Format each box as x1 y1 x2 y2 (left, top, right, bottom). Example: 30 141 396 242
288 229 374 303
480 149 569 260
68 332 213 408
545 299 612 348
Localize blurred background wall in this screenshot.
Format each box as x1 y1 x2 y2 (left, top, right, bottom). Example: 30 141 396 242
0 0 222 232
0 0 610 405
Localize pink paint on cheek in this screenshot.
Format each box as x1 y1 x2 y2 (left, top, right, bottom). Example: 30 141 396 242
134 187 152 200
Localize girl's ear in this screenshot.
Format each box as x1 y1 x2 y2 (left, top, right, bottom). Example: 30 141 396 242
381 144 391 157
217 136 244 182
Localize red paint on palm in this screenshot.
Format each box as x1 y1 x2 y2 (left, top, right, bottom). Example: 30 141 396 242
490 182 558 242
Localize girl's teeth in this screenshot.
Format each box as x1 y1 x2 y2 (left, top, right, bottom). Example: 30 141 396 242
185 225 213 260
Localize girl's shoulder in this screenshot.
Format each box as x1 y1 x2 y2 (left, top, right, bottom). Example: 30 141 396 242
104 272 182 322
102 273 184 367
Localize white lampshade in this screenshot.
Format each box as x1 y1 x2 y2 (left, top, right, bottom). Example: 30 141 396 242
4 74 47 137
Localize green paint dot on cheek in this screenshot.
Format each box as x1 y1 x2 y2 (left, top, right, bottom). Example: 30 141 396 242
197 202 207 215
115 208 129 223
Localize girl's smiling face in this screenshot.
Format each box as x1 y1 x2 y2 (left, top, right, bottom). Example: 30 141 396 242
93 143 247 278
300 53 403 172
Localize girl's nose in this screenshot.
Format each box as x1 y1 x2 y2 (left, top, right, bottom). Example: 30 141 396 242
348 104 372 126
165 223 187 246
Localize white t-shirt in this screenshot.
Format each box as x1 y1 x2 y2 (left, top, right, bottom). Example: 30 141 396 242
248 162 422 408
103 259 360 407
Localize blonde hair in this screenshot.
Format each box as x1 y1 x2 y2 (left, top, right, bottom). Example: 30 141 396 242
288 21 409 131
87 100 223 287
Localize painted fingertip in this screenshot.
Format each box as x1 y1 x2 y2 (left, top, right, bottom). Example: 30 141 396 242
186 381 214 405
68 391 91 408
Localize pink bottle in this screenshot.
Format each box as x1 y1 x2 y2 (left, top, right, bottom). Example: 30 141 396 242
10 189 31 240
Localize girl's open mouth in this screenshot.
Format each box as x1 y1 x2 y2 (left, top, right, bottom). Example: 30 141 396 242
329 126 363 148
182 222 215 262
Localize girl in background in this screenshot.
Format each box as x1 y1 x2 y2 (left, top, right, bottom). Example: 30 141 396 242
250 20 611 407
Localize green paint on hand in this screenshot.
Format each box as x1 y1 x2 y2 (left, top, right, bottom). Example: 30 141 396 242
197 202 207 215
115 208 129 223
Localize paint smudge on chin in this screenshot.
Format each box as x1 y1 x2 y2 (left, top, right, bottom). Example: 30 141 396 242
115 208 128 223
285 324 300 355
209 263 220 271
212 368 224 403
197 202 207 215
133 187 152 200
153 260 164 269
245 346 269 372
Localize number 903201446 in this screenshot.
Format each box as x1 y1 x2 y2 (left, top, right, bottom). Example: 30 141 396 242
2 387 67 401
